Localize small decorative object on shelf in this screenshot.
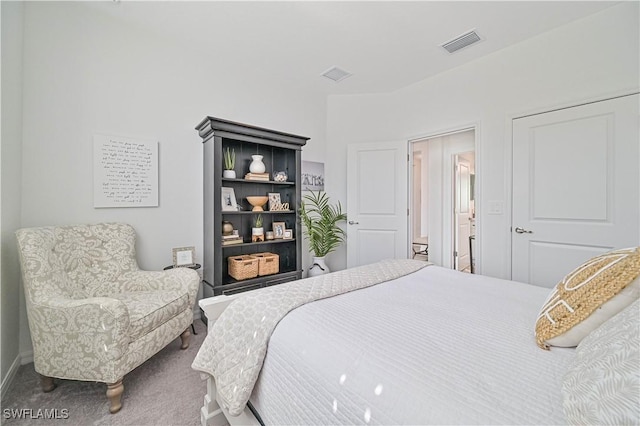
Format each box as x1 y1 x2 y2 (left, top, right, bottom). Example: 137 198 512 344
273 171 288 182
222 221 234 236
246 195 268 211
283 229 293 240
249 154 266 174
223 147 236 179
265 231 275 240
252 214 264 242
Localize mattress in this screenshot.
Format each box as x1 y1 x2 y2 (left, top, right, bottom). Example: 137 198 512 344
249 265 575 425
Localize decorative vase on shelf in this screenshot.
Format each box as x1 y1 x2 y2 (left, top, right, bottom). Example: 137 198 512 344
222 221 234 236
249 155 266 174
308 256 329 277
223 169 236 179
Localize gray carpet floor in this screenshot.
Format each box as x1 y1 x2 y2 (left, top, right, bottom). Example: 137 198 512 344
2 320 208 426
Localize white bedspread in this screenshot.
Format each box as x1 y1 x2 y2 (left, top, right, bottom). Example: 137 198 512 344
250 265 576 425
192 259 427 416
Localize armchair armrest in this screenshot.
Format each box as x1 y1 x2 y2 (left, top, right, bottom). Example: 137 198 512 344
28 296 131 363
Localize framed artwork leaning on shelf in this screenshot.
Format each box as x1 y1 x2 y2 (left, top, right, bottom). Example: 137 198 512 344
283 229 293 240
221 187 238 211
272 222 286 239
268 193 281 211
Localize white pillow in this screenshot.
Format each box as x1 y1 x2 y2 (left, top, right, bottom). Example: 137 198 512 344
562 299 640 425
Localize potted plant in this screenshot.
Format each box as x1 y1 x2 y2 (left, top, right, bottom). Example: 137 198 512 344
223 147 236 178
252 214 264 242
300 190 347 276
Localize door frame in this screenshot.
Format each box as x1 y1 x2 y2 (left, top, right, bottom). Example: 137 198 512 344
506 90 640 280
408 123 479 272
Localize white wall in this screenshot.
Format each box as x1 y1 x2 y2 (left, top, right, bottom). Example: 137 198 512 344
326 2 639 279
1 1 25 391
17 2 327 353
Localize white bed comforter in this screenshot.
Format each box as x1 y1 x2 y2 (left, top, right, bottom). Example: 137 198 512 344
191 259 428 416
250 265 577 425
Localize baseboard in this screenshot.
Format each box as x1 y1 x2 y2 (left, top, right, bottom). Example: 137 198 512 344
20 350 34 365
0 354 22 400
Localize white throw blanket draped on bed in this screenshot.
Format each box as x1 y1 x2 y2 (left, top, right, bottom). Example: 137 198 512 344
191 259 428 416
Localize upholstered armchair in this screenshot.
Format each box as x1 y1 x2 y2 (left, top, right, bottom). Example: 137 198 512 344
15 223 200 414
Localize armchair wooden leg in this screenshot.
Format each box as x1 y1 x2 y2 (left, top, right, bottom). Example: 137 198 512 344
40 375 56 393
106 380 124 414
180 328 191 349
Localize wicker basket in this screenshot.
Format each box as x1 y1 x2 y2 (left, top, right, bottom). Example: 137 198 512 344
254 252 280 276
228 255 259 281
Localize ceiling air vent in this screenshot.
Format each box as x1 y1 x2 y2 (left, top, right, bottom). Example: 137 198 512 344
441 30 481 54
321 66 353 83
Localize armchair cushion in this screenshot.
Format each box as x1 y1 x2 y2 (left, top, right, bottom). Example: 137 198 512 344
111 290 190 341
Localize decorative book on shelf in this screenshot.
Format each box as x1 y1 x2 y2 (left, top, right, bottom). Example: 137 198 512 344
245 172 270 181
222 238 243 246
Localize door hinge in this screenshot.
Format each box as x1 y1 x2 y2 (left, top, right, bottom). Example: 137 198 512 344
454 250 458 257
407 154 410 162
407 208 410 216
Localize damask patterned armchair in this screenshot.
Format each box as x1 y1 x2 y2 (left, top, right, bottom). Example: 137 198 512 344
15 223 200 414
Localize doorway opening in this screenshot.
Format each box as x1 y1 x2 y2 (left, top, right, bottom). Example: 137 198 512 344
410 128 476 272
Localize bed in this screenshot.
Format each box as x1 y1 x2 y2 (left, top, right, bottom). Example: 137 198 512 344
192 258 640 425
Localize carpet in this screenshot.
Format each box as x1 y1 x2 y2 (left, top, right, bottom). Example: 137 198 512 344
2 320 208 426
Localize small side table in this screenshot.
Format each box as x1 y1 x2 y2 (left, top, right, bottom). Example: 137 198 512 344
163 263 202 335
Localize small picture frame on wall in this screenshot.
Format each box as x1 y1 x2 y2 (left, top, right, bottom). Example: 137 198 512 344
268 193 281 211
283 229 293 240
272 222 286 239
173 246 196 267
221 187 238 211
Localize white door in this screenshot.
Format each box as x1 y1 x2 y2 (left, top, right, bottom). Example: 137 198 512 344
454 156 472 271
512 94 639 287
347 141 408 268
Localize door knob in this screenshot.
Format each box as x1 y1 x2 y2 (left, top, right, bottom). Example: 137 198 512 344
514 227 533 234
348 220 359 225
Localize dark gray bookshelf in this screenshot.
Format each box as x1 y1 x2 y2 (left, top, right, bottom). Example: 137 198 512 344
195 117 308 298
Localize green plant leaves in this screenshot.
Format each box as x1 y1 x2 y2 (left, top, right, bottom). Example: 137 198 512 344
300 190 347 257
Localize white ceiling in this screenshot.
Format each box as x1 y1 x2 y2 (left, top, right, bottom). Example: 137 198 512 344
87 1 618 96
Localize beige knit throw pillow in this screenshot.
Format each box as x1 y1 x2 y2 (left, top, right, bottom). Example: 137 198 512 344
535 247 640 350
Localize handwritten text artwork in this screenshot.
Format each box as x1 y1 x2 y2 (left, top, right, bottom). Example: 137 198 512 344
93 135 159 208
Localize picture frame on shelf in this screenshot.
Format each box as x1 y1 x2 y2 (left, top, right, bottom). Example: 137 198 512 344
172 246 196 267
283 229 293 240
268 193 281 211
221 187 238 211
272 222 286 239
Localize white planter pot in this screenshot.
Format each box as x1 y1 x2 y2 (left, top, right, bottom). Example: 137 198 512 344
249 155 266 174
251 227 264 242
308 256 329 277
223 169 236 179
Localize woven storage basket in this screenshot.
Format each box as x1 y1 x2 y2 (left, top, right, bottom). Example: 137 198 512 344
228 255 259 281
254 252 279 276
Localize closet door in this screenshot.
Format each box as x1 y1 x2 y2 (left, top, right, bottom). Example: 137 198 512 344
511 94 639 287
